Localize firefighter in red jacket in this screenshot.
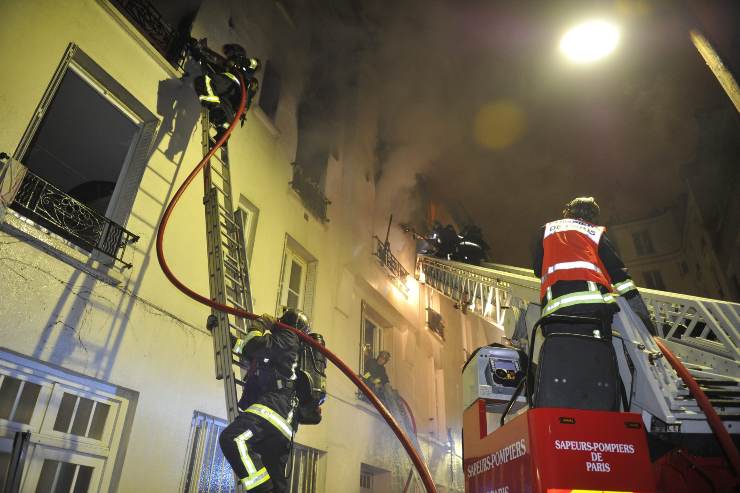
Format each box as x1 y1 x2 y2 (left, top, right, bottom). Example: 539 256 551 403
532 197 656 337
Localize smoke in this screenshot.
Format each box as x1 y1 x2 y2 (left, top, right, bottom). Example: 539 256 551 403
359 0 734 266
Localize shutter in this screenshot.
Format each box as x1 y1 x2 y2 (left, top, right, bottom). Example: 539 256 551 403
303 261 317 320
108 118 158 226
275 241 289 317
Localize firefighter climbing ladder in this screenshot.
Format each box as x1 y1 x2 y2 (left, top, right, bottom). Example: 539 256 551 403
201 110 254 422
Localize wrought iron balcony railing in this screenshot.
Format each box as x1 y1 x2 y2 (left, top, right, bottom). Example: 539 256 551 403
373 237 410 292
290 164 330 223
11 170 140 269
109 0 189 67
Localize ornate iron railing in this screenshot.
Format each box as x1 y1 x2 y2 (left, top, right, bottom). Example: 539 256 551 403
11 170 139 268
373 236 410 292
109 0 190 67
290 164 330 223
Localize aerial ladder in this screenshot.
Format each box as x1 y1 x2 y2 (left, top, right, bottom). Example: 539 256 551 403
417 255 740 492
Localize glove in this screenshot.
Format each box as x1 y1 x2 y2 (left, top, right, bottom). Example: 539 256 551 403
626 294 658 337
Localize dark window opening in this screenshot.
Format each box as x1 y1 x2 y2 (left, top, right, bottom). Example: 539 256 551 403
258 61 281 120
632 230 655 256
643 270 666 290
10 45 152 268
21 69 139 217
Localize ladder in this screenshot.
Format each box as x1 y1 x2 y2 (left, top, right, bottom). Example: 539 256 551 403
417 255 740 435
201 110 255 422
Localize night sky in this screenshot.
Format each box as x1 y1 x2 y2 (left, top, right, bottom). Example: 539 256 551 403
364 0 739 267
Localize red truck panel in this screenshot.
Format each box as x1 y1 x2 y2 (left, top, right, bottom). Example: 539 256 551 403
463 401 656 493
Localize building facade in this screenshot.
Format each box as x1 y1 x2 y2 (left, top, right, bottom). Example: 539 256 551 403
607 189 735 301
0 1 503 491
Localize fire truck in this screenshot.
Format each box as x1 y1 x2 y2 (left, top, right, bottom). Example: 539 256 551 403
419 257 739 493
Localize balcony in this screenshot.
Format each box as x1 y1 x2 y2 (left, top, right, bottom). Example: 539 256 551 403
108 0 190 68
9 170 139 269
290 163 330 223
373 236 410 293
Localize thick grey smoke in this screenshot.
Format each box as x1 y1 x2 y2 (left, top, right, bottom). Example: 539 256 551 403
363 0 735 266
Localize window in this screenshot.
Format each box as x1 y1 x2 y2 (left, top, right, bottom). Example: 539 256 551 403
632 230 655 256
276 236 317 319
258 61 281 120
11 44 156 265
236 196 260 264
359 463 390 493
643 270 666 290
360 304 384 374
287 443 326 493
180 412 235 493
425 289 445 340
181 411 325 493
0 349 133 493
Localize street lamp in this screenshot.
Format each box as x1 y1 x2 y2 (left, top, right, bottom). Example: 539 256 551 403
559 20 620 63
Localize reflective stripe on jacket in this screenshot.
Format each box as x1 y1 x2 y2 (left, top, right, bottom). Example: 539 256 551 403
540 218 613 299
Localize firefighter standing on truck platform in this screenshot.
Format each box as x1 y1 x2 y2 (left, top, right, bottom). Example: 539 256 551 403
219 309 325 492
532 197 657 337
189 39 261 131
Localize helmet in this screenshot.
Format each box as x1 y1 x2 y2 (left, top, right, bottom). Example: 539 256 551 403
279 308 311 334
377 350 391 361
222 43 247 58
562 196 600 223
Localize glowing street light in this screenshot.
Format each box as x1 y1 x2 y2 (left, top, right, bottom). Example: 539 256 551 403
559 20 620 63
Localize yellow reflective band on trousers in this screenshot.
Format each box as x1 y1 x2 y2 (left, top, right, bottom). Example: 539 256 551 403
613 279 636 294
199 75 220 103
245 404 293 439
241 467 270 490
234 430 256 474
542 290 615 316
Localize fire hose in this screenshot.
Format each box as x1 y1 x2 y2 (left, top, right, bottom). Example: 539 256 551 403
155 73 437 493
654 338 740 476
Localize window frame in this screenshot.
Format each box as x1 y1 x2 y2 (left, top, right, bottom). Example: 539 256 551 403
632 230 656 256
359 303 384 375
275 235 317 319
236 195 260 265
0 349 133 493
257 59 281 121
11 43 158 260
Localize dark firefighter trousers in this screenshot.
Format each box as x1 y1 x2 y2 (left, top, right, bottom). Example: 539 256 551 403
219 389 296 492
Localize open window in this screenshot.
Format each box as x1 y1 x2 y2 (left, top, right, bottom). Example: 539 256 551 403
276 236 317 320
10 44 157 268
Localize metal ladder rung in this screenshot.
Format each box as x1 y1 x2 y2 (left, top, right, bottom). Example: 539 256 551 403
224 270 245 288
229 322 249 336
209 182 231 200
220 210 237 226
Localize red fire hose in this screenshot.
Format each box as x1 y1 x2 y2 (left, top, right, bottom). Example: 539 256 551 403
155 74 437 493
654 338 740 476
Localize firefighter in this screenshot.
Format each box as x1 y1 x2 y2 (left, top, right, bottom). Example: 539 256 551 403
362 350 391 398
453 224 489 265
435 224 459 260
189 39 261 131
532 196 657 338
219 309 321 493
